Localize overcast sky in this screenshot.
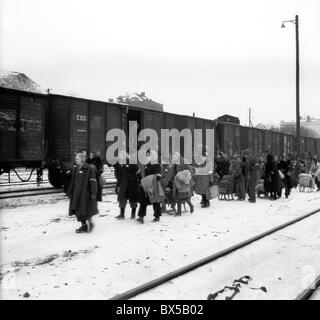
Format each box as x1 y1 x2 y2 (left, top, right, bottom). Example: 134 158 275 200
1 0 319 126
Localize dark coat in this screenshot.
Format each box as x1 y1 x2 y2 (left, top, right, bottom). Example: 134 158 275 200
86 156 103 202
68 163 98 221
248 158 261 184
114 163 140 202
216 159 230 180
264 160 280 193
278 159 293 190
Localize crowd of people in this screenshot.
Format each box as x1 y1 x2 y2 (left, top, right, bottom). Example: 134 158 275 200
66 149 320 233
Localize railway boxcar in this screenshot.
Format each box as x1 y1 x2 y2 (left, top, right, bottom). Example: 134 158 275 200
0 87 48 180
216 122 241 157
2 87 320 189
271 131 283 156
302 136 317 157
47 94 127 187
283 133 296 156
142 109 165 153
240 126 265 156
317 139 320 158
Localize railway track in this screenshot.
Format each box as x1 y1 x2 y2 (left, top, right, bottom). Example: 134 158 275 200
0 182 117 200
296 275 320 300
110 207 320 300
0 180 50 187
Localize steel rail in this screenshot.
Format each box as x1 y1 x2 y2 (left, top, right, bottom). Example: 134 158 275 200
295 275 320 300
0 180 50 187
110 207 320 300
0 183 116 200
0 187 54 195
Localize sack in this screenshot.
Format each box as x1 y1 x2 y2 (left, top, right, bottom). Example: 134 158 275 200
278 170 285 180
208 185 219 199
99 175 107 185
298 174 312 187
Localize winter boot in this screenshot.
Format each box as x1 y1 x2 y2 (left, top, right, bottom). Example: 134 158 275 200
131 208 136 219
116 208 125 220
200 195 205 207
201 195 207 207
186 199 194 213
87 219 94 232
175 201 182 216
76 223 88 233
136 216 144 224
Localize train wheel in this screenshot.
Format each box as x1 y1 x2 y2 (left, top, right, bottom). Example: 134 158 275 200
48 168 64 188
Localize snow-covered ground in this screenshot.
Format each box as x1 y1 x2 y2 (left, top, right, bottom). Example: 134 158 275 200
134 212 320 300
0 189 320 300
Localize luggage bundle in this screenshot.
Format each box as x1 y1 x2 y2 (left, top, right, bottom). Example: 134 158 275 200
255 179 265 197
298 173 313 192
218 175 234 200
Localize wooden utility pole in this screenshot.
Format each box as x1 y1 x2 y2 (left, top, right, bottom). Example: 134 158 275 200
295 15 300 156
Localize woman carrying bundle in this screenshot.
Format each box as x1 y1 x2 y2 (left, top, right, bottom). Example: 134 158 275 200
171 152 194 216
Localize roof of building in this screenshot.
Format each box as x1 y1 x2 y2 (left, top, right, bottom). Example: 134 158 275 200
217 114 240 124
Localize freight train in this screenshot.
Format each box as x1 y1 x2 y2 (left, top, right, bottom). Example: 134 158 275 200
1 87 319 188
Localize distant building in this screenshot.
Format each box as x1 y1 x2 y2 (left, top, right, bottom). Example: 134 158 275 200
217 114 240 125
0 70 45 94
280 116 320 138
116 92 163 112
255 123 267 129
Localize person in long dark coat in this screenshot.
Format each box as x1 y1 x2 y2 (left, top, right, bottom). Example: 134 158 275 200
247 156 261 203
278 154 293 198
230 156 246 200
114 151 140 220
136 151 163 224
291 159 299 188
68 153 98 233
264 153 279 200
86 151 104 202
216 152 230 180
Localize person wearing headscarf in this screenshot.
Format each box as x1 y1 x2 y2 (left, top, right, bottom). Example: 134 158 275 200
170 152 195 216
86 151 104 202
216 152 230 181
264 153 279 200
68 153 98 233
278 153 293 198
194 150 214 207
230 154 246 200
247 155 261 203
